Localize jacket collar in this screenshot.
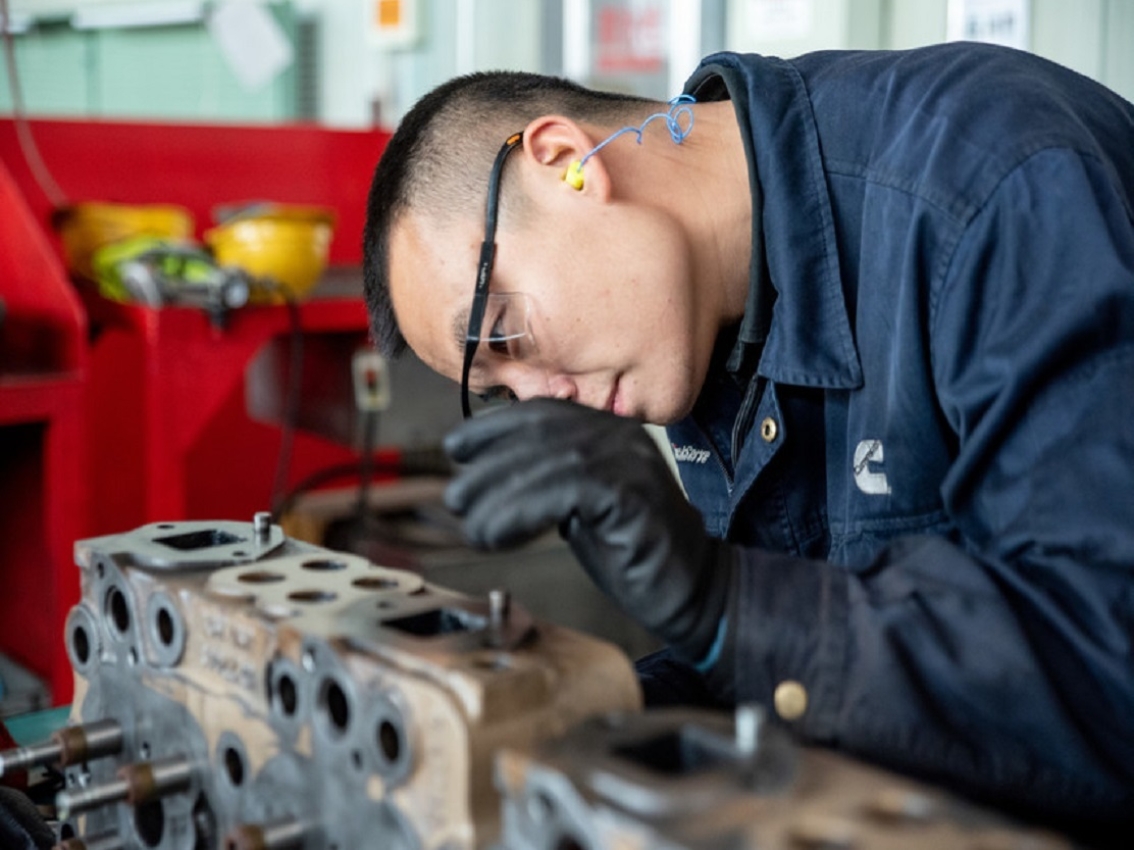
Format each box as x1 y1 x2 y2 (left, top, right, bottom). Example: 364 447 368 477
686 53 863 390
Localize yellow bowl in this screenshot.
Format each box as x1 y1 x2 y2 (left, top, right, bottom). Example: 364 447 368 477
53 202 195 280
205 206 336 302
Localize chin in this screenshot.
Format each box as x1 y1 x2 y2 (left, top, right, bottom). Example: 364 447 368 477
620 369 700 425
641 393 696 427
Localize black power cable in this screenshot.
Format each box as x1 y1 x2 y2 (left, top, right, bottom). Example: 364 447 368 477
0 0 67 207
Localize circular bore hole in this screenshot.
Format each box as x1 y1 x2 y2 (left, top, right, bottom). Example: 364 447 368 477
376 600 394 610
156 523 175 529
321 679 350 733
288 589 337 604
224 747 245 786
237 570 285 584
353 576 398 591
277 674 298 717
377 719 401 763
72 626 91 665
135 799 165 848
351 749 363 770
107 586 130 634
155 607 176 647
302 559 347 571
96 561 106 579
232 550 247 557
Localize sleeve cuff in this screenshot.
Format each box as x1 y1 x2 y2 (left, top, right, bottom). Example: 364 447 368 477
692 615 728 673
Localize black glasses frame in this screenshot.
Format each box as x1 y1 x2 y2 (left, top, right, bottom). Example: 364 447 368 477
460 131 524 418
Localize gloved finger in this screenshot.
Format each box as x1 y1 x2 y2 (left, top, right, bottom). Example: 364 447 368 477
443 398 597 462
444 406 626 514
443 435 565 514
457 453 595 548
442 403 552 463
0 786 54 850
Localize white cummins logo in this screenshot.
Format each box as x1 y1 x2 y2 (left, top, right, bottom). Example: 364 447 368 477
853 439 891 495
672 444 711 464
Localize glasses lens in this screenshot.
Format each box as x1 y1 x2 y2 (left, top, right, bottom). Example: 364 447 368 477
465 293 548 415
474 293 535 356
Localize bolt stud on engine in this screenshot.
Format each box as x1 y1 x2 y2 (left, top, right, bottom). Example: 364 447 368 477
0 719 123 777
56 754 194 819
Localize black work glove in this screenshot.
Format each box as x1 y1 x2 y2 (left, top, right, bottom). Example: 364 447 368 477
443 398 733 665
0 786 54 850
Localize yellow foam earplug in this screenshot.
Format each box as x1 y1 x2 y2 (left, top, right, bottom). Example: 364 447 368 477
563 160 585 190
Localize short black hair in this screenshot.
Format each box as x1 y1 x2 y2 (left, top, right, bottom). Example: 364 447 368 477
362 71 655 358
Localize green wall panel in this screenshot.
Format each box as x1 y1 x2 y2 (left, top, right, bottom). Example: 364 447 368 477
1 4 299 123
0 26 91 116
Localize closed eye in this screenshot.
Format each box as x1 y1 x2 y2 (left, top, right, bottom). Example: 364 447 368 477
488 319 510 356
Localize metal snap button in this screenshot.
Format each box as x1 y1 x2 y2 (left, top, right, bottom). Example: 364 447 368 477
760 416 778 443
774 679 808 720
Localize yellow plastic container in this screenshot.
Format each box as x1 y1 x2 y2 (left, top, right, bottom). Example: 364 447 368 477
204 205 336 302
53 202 195 281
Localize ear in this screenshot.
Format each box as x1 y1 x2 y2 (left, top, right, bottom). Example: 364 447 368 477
522 115 612 201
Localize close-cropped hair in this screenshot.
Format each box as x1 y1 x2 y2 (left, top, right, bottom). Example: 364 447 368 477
362 70 656 358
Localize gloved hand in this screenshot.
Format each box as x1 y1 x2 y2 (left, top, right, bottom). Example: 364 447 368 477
443 398 733 665
0 786 55 850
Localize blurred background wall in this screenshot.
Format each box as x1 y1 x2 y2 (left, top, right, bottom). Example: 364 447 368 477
3 0 1131 130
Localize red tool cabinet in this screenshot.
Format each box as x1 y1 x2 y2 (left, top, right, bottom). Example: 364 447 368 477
0 159 87 704
0 118 391 704
81 290 371 531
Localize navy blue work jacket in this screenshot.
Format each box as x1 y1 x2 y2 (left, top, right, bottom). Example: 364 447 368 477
664 44 1134 827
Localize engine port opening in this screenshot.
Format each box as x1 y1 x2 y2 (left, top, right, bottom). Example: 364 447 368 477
135 799 165 847
154 529 245 551
224 747 245 786
106 586 131 635
378 719 401 763
383 608 483 638
319 679 351 733
613 729 731 776
72 625 90 664
277 673 298 717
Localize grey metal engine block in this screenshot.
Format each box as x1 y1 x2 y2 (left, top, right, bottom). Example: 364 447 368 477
0 516 1071 850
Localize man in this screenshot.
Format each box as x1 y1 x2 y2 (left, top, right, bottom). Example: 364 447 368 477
362 42 1134 836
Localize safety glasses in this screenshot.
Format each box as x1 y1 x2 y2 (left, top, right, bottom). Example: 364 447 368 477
460 131 525 418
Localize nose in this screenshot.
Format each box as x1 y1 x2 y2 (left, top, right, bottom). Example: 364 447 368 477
546 374 576 401
507 367 574 402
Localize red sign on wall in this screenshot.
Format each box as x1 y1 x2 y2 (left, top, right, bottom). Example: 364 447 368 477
595 1 666 74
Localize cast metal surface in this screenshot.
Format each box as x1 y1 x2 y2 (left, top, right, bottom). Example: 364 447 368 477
494 707 1073 850
43 517 642 849
3 517 1074 849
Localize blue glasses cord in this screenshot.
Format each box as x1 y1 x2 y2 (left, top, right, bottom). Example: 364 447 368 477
578 93 696 170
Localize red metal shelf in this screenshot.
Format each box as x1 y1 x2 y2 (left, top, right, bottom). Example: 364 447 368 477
0 117 391 705
0 159 87 704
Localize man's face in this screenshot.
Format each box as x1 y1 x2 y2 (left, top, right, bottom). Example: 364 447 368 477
387 164 714 425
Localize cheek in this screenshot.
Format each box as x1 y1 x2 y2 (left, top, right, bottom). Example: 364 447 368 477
522 205 695 364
